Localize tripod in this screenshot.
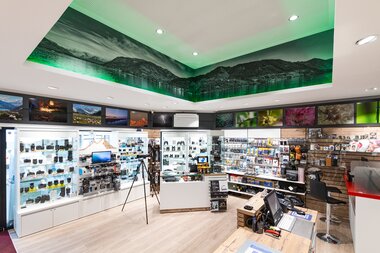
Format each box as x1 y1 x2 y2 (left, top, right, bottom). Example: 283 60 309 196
121 157 160 224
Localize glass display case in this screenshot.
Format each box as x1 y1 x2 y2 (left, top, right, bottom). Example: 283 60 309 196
17 129 79 209
161 131 210 182
118 132 148 185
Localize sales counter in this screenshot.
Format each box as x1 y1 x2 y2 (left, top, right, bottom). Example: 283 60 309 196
345 168 380 253
214 193 318 253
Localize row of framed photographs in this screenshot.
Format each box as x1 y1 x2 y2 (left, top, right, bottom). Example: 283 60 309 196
0 93 174 128
216 101 380 128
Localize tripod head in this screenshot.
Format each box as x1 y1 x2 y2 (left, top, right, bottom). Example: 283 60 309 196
137 154 150 159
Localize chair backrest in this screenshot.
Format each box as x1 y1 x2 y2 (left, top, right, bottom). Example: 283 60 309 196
309 179 328 202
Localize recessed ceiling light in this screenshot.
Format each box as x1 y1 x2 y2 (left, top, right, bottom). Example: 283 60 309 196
156 28 164 35
356 35 377 46
144 103 150 106
106 96 113 100
243 103 249 106
365 87 378 92
47 86 58 90
288 15 299 21
172 102 178 105
274 99 281 102
192 52 198 56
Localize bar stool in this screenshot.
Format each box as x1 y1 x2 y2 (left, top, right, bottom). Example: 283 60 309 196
310 179 346 244
319 186 343 224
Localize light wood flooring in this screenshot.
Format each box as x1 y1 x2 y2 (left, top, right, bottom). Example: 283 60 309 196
11 196 354 253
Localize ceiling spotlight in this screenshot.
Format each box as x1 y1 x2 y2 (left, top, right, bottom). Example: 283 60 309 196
156 28 164 35
356 35 377 46
172 102 178 105
274 99 281 102
106 96 114 100
192 52 198 56
288 15 299 21
365 87 378 92
47 86 58 90
144 103 150 106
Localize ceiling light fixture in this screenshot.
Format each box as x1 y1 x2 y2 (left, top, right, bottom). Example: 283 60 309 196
274 99 281 102
356 35 377 46
106 96 114 100
288 15 299 21
156 28 164 35
192 52 198 56
172 102 178 105
144 103 150 106
365 87 378 92
47 86 58 90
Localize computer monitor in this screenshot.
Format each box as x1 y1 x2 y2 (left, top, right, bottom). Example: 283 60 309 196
92 151 112 164
264 190 284 226
197 156 208 164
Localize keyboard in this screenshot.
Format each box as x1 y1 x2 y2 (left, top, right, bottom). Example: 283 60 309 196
277 214 296 232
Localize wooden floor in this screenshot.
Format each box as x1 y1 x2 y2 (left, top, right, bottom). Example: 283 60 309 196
11 196 354 253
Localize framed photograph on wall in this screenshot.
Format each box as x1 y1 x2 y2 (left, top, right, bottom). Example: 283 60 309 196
235 111 257 128
0 94 23 121
356 101 378 124
285 106 316 126
153 113 173 128
29 98 68 123
318 103 354 125
216 113 234 128
73 103 102 125
258 109 283 127
105 108 129 126
130 111 149 127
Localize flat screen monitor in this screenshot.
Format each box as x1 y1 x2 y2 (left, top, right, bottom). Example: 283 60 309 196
197 156 208 164
264 190 283 226
92 151 112 164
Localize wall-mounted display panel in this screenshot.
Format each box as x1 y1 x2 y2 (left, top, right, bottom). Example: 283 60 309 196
153 113 173 128
130 111 148 127
235 112 257 128
215 113 234 128
258 109 283 127
105 108 128 126
318 103 354 125
29 98 68 123
285 106 316 126
356 101 378 124
73 103 102 125
0 94 23 121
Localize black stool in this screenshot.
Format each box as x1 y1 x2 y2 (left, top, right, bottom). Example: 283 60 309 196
319 186 343 224
310 180 346 244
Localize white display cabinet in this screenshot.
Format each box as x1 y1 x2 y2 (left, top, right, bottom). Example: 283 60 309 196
14 128 149 237
161 131 210 182
17 129 79 211
160 131 222 212
117 131 148 187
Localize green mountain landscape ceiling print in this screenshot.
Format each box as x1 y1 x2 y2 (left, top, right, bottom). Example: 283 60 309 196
27 7 334 102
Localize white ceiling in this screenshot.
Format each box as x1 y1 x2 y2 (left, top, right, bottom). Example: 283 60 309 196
0 0 379 113
71 0 334 68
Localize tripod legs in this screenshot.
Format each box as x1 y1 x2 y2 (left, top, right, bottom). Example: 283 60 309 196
121 159 160 225
121 171 137 212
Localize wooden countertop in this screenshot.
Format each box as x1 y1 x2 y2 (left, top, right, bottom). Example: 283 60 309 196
214 227 311 253
216 193 318 253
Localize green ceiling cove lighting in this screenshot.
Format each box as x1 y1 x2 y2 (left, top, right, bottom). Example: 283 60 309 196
27 1 334 102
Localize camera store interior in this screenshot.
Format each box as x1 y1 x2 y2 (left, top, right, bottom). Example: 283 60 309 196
0 0 379 253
